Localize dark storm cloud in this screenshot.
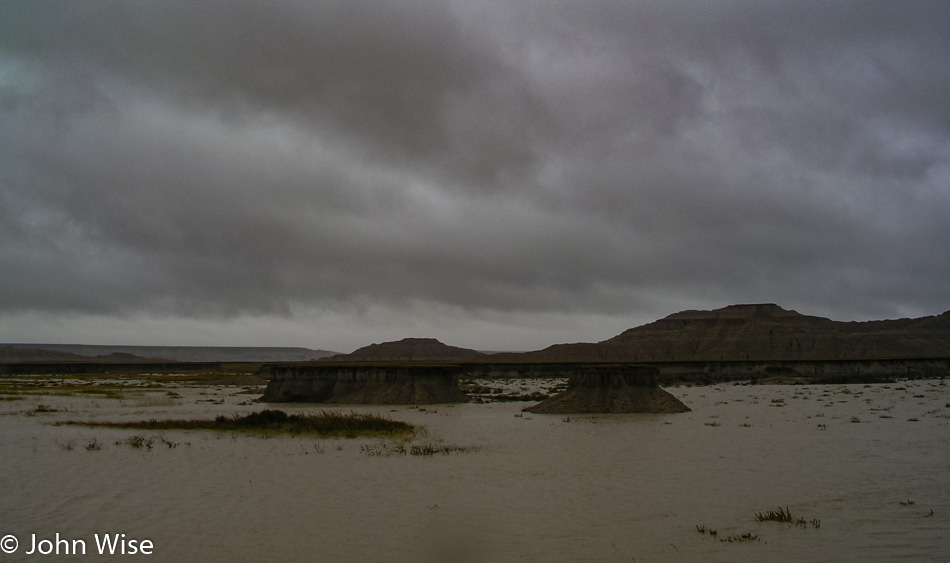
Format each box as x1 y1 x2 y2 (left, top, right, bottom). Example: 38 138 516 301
0 0 553 186
1 0 948 348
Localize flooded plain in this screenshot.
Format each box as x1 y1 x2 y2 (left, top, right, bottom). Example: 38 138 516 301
1 377 948 562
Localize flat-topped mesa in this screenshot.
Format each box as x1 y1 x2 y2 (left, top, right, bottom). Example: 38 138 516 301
322 337 485 362
523 364 689 414
662 303 805 320
259 364 470 404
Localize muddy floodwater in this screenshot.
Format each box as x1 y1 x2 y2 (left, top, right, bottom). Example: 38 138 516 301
1 378 948 562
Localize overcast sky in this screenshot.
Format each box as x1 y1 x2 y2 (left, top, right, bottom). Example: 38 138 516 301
1 1 948 352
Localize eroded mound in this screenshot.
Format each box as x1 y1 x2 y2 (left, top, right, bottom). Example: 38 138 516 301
260 365 470 404
523 365 689 414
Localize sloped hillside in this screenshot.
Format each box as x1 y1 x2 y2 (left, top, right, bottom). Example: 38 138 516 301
324 338 486 362
511 304 950 362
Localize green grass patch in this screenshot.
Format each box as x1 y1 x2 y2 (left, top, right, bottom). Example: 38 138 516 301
59 409 415 438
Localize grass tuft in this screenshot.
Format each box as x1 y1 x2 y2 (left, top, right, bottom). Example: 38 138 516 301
719 532 758 543
755 506 793 523
359 442 477 457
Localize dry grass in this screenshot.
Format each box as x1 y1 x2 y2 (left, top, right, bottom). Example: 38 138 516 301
755 506 794 523
59 409 415 438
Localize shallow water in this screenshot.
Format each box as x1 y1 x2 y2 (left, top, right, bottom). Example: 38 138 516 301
1 380 948 562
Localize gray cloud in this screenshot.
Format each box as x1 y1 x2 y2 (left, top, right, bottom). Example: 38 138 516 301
1 0 948 350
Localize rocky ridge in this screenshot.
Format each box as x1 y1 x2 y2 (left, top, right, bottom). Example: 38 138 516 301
523 365 690 414
501 304 950 363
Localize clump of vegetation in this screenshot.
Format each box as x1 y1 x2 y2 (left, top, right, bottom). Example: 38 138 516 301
63 410 415 438
109 435 183 449
360 444 386 456
120 435 155 449
409 443 469 456
755 506 794 523
719 532 758 543
359 442 476 457
754 506 821 529
702 506 822 545
214 410 414 437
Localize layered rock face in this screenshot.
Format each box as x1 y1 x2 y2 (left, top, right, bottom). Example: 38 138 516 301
509 304 950 363
523 365 689 414
260 364 470 404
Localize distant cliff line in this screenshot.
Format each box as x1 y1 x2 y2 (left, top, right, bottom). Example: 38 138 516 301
0 344 337 363
4 303 948 365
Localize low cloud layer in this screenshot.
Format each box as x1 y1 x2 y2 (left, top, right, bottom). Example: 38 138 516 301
2 1 948 351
